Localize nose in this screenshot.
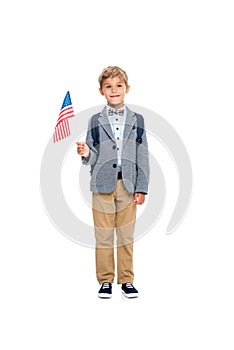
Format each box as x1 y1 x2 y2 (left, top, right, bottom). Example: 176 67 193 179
111 86 117 93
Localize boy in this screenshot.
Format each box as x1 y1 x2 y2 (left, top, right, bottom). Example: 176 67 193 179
77 66 149 298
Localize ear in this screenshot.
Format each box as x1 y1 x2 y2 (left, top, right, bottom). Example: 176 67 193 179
125 85 130 94
99 88 104 96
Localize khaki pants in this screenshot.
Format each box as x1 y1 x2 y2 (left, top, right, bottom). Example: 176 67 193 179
92 180 137 284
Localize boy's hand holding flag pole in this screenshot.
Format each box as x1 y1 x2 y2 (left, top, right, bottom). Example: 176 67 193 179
76 141 90 157
53 91 74 143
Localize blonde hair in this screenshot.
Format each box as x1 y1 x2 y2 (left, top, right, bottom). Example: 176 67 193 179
98 66 129 88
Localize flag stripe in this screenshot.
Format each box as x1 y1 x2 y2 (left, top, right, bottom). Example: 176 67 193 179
64 119 69 136
54 119 71 141
59 124 64 139
58 106 74 120
62 121 66 138
58 124 62 140
56 113 74 127
59 105 73 115
66 119 70 135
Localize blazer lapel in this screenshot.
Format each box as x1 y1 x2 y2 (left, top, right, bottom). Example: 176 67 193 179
98 107 115 141
123 106 137 143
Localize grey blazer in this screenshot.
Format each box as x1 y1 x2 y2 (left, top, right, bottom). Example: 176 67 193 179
82 106 149 194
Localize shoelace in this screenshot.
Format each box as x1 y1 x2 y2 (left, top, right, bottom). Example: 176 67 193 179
102 282 110 289
125 283 134 289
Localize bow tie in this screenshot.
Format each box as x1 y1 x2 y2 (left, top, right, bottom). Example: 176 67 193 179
108 108 125 116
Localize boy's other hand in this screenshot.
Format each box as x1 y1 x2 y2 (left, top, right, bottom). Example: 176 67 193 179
134 193 145 205
76 142 90 157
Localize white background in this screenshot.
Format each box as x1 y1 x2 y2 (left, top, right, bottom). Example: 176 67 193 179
1 0 234 349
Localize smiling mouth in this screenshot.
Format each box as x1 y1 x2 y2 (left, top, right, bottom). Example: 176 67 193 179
110 95 120 98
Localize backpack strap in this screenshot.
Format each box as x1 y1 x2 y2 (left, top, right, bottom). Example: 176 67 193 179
135 113 144 145
91 113 100 147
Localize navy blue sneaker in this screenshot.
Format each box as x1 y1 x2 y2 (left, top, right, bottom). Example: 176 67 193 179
121 283 139 298
98 282 112 298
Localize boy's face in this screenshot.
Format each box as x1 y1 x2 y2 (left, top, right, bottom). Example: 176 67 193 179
99 76 130 109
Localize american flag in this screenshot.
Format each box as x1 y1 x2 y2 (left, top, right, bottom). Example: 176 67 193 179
53 91 74 143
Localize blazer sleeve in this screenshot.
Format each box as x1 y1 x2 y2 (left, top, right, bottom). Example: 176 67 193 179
135 117 150 194
81 117 98 166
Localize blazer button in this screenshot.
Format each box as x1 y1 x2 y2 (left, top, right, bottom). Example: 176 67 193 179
112 145 116 150
113 163 117 168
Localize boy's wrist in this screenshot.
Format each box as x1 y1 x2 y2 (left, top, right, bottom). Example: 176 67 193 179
82 152 90 161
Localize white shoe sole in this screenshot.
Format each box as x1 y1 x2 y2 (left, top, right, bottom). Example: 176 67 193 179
98 293 112 299
122 291 139 298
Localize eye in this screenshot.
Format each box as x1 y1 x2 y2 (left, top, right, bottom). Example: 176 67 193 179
117 84 123 87
105 85 111 89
